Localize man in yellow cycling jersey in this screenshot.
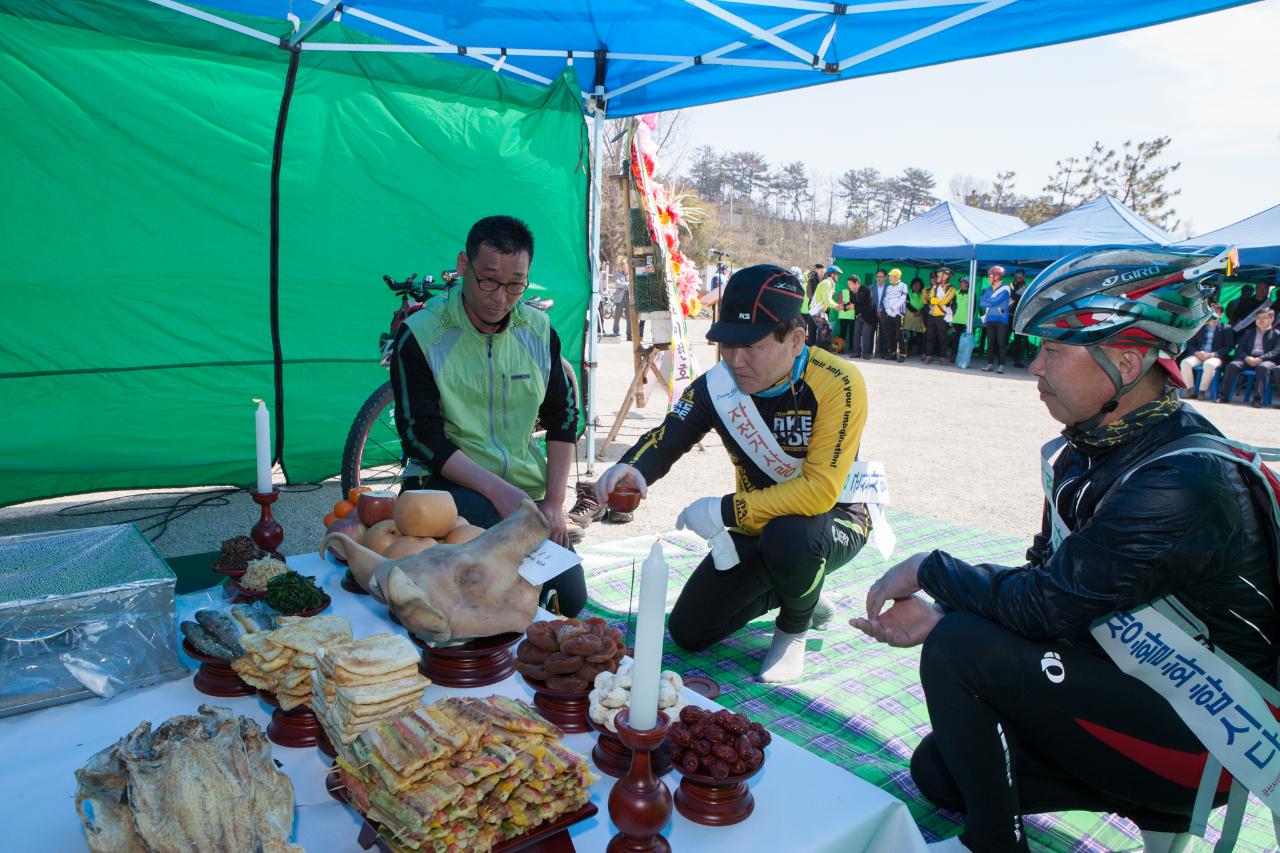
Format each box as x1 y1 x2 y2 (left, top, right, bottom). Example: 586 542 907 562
596 264 873 682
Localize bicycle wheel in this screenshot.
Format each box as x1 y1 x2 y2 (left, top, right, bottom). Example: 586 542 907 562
340 382 404 495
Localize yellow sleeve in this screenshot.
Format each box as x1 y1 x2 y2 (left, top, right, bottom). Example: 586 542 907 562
729 358 868 534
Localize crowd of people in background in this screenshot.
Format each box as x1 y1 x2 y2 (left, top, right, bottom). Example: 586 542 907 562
793 261 1279 409
794 261 1045 374
600 258 1279 411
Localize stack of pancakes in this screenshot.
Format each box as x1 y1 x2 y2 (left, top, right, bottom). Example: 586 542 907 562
231 615 352 710
334 696 595 852
312 633 431 750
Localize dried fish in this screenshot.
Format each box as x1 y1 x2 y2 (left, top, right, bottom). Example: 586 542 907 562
180 621 237 661
194 610 243 655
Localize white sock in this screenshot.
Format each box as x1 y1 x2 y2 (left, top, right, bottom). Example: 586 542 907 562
926 837 971 851
759 629 807 683
810 594 838 630
1139 830 1193 853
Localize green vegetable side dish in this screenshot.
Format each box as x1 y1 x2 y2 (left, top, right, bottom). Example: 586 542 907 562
263 571 327 615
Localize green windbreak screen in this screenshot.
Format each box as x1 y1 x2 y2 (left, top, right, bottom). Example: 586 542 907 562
0 0 588 506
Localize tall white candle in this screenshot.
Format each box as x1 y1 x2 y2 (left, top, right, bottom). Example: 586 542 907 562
254 399 272 494
628 540 669 730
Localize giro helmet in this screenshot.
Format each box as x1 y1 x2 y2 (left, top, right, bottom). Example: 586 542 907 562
1013 244 1236 431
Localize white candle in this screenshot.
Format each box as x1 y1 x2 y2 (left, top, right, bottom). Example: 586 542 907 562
254 399 272 494
628 540 669 730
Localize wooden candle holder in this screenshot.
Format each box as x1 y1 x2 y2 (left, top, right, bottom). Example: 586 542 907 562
607 709 673 853
590 717 673 779
519 674 592 733
250 488 284 554
183 639 256 697
411 631 521 688
260 691 324 749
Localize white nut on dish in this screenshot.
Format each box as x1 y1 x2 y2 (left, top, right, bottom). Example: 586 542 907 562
661 670 683 693
594 671 614 691
657 684 678 709
589 701 612 725
588 688 606 707
601 686 629 709
603 706 622 733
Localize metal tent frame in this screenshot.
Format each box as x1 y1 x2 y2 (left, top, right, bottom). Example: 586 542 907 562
137 0 1258 470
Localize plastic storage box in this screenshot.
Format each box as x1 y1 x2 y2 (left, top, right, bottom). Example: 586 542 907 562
0 524 185 717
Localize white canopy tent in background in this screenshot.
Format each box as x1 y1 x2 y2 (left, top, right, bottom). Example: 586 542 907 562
130 0 1262 468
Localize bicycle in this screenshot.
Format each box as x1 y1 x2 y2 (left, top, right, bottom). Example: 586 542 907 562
339 272 580 496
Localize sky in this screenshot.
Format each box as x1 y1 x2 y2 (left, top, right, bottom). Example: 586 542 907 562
673 0 1280 238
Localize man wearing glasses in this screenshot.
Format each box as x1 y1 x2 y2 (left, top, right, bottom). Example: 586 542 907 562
388 215 586 616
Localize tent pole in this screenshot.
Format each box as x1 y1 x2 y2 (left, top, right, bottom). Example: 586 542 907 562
584 85 605 475
967 257 977 335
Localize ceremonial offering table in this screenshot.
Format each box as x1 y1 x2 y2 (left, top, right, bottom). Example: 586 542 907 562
0 552 925 852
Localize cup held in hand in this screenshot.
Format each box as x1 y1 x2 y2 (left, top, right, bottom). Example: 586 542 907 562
608 486 642 513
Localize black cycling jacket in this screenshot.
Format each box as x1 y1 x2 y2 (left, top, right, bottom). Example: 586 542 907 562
918 401 1279 680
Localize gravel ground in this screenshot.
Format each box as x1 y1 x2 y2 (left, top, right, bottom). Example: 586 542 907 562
2 316 1275 559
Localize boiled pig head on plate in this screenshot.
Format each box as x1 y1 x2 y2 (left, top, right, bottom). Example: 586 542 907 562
321 499 549 643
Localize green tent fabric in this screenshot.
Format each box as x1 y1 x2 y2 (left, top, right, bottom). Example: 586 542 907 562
0 0 589 506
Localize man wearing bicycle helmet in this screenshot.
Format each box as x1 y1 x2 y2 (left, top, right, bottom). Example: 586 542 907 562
388 215 586 616
852 246 1279 852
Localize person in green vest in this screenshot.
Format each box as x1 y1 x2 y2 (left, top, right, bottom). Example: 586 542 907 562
948 276 972 362
388 215 586 616
836 273 861 354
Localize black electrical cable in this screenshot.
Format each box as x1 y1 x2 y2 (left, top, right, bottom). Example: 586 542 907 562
53 481 328 543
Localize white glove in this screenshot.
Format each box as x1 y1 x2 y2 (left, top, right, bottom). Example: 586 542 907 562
707 530 740 572
675 496 725 540
676 497 739 571
594 463 648 505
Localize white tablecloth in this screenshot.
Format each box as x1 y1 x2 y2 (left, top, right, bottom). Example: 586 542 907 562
0 551 925 852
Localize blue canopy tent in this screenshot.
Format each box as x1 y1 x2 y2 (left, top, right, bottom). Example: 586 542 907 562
1175 202 1280 267
833 201 1026 263
834 201 1026 334
111 0 1256 464
975 195 1175 264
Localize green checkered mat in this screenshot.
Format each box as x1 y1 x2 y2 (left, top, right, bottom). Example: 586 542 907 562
576 508 1277 852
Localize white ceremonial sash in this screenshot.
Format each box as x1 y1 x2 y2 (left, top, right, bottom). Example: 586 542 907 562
1091 605 1280 814
705 362 895 558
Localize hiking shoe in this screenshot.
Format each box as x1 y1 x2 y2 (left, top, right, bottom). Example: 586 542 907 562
981 365 993 373
566 481 607 527
606 508 634 524
997 366 1005 374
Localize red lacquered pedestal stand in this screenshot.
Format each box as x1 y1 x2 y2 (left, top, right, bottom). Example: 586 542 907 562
519 675 592 733
607 709 672 853
673 763 760 826
260 691 324 749
183 639 256 697
410 632 520 687
590 717 673 779
341 570 370 595
250 488 284 554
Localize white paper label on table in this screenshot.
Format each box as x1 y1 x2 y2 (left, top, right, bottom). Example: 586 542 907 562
517 541 578 586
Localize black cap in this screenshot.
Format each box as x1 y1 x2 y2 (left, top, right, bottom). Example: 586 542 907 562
706 264 804 345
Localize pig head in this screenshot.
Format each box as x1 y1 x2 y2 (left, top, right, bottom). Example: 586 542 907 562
375 499 549 643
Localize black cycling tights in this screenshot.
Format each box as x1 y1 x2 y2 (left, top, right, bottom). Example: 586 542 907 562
912 612 1228 852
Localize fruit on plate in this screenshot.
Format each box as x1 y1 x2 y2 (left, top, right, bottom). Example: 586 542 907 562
325 516 367 563
382 536 438 559
357 490 398 527
363 519 402 555
443 524 484 545
393 490 458 539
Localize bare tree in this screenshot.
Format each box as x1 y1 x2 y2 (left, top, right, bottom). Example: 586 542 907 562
949 174 989 206
991 170 1017 211
1103 137 1181 230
